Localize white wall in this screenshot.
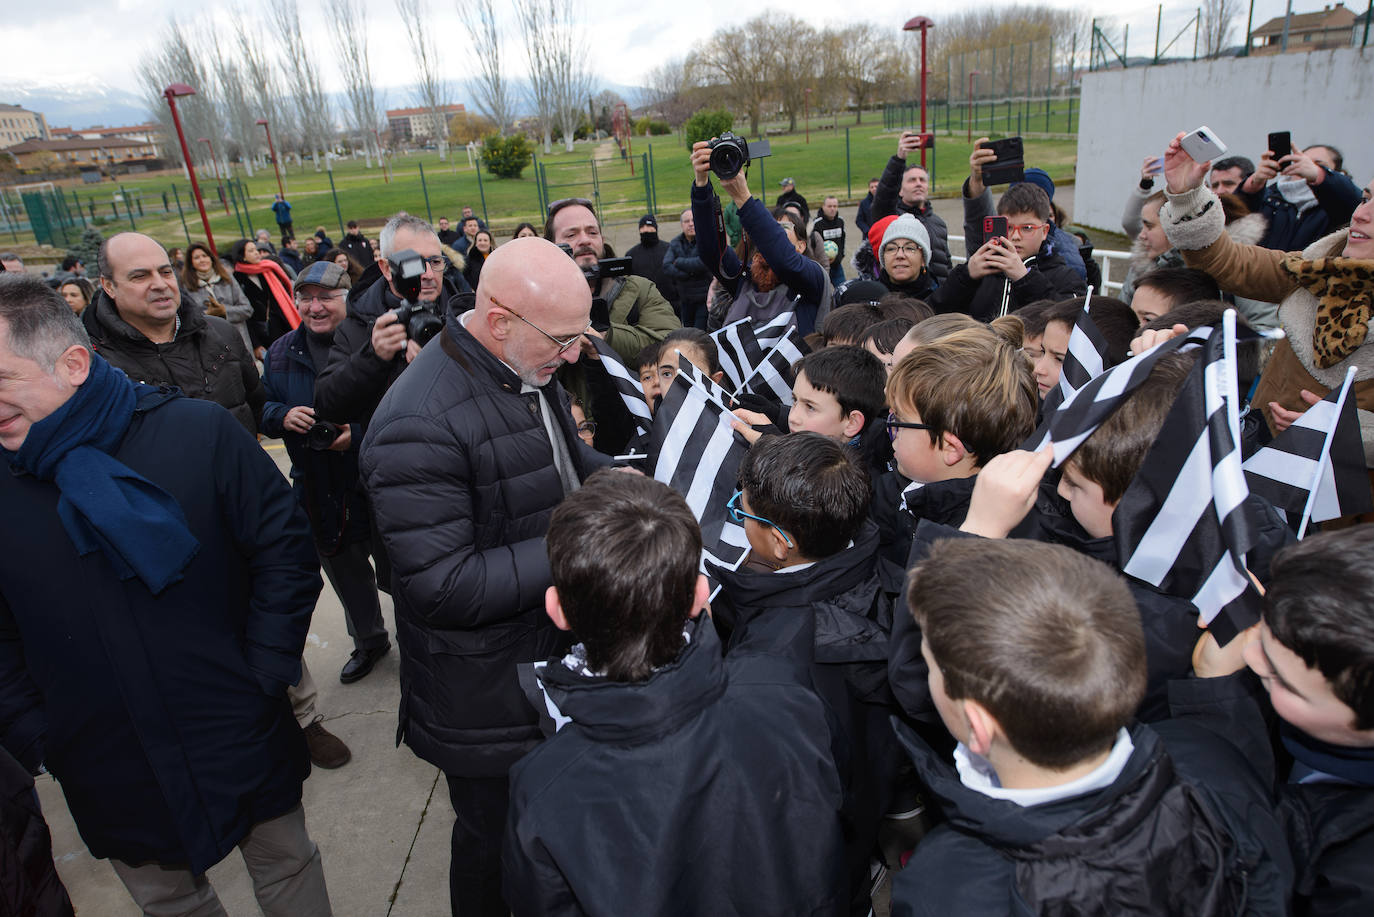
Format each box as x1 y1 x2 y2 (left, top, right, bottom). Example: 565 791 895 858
1073 47 1373 234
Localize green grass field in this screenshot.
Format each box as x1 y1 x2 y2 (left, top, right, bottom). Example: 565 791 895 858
2 109 1081 253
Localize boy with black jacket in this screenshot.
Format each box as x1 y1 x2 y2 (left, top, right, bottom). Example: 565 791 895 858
711 434 897 916
502 471 845 917
890 537 1293 917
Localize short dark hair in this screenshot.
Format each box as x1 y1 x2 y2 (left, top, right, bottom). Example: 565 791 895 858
737 433 870 559
1133 268 1222 313
1066 351 1195 504
657 327 721 376
821 303 883 345
877 292 933 324
60 255 81 272
512 221 539 240
1266 526 1374 730
1015 299 1058 338
1212 155 1254 177
861 318 915 356
997 183 1052 221
635 342 661 372
546 471 702 682
1043 296 1139 366
909 538 1146 770
347 220 359 229
0 274 91 365
793 345 887 428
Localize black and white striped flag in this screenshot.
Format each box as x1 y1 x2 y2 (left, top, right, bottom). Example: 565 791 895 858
590 335 652 439
1242 366 1372 535
755 310 797 347
1114 315 1261 641
737 324 807 406
1057 288 1110 402
652 353 751 582
710 318 765 392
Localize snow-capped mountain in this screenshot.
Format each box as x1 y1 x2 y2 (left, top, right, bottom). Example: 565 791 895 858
4 77 151 130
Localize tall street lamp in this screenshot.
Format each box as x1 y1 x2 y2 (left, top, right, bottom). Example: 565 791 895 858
197 137 230 215
967 70 981 143
903 16 934 169
163 83 215 255
256 118 285 199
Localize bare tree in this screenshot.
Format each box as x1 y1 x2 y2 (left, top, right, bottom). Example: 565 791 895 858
767 15 819 133
271 0 335 170
689 16 779 137
457 0 514 135
327 0 382 168
233 22 288 171
139 21 219 174
395 0 451 159
821 25 903 124
516 0 558 153
546 0 595 153
1200 0 1239 57
644 57 696 129
208 53 260 178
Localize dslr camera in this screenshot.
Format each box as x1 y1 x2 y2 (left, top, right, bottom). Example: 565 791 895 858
707 132 772 180
556 242 631 333
385 248 443 347
306 420 342 451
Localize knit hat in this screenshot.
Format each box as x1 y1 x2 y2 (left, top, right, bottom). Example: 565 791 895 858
293 260 351 292
879 214 932 266
1020 168 1055 201
638 214 658 229
867 215 899 256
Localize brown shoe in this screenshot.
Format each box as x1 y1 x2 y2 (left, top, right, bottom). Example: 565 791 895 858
303 717 352 769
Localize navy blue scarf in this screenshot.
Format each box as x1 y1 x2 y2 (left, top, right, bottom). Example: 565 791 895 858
1282 722 1374 787
3 355 199 593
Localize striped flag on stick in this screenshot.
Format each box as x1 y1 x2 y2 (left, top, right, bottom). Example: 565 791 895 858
1114 313 1262 642
589 335 652 439
736 324 807 405
1242 366 1372 536
754 310 797 347
711 318 765 392
1057 287 1110 402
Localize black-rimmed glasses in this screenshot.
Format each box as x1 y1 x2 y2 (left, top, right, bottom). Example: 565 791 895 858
886 411 932 442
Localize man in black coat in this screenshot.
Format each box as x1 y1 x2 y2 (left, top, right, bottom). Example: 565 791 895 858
661 207 712 330
339 220 375 267
873 132 952 286
623 214 676 308
360 237 611 916
0 275 330 915
776 177 810 224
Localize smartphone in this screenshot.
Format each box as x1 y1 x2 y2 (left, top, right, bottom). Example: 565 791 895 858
1180 126 1228 163
1267 131 1291 162
1148 155 1164 175
979 136 1025 185
983 216 1009 240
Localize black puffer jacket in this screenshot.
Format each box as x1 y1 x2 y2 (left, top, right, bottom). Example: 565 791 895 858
661 232 711 310
0 747 73 917
872 155 951 285
84 289 264 435
889 716 1293 916
929 242 1085 323
359 314 611 777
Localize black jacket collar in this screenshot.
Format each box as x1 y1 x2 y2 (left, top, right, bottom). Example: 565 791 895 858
85 288 206 346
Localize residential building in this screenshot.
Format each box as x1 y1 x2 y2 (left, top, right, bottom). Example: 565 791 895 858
0 104 50 147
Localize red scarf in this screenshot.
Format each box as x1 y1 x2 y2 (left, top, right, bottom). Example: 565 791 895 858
235 259 301 329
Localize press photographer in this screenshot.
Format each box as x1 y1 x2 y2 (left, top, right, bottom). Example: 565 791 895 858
689 133 831 335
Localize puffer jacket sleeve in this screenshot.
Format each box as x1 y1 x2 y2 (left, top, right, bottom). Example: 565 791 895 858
362 412 551 628
606 279 679 363
314 314 396 425
0 591 44 774
872 155 906 221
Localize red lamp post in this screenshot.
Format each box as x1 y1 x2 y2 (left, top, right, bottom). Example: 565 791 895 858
255 118 285 199
967 70 981 143
197 137 230 215
163 83 215 255
902 16 934 168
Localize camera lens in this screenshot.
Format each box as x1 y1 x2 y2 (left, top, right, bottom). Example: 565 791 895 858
709 143 745 180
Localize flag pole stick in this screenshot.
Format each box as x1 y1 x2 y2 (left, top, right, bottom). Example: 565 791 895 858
674 353 736 416
1296 366 1358 539
733 335 791 399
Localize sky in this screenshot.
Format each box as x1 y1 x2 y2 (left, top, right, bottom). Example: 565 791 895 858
1 0 1315 123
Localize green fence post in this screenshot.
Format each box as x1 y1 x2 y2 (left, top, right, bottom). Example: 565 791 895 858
757 138 766 191
327 169 344 238
119 186 135 229
648 144 657 213
845 126 851 200
537 161 547 215
589 157 601 224
474 155 489 226
72 190 87 228
418 161 433 224
642 153 652 216
229 181 247 238
171 183 192 246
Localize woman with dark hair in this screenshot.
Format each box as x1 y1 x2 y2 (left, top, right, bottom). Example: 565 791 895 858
688 142 831 335
182 241 253 349
511 222 539 240
58 277 95 315
463 230 493 289
230 238 299 350
330 248 364 284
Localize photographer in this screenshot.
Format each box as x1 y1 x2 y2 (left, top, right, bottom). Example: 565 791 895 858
262 262 390 685
313 213 451 437
872 131 952 285
689 137 831 336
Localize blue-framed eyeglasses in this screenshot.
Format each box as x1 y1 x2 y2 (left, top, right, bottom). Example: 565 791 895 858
726 491 793 548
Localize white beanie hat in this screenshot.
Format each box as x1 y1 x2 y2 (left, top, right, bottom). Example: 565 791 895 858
879 213 932 267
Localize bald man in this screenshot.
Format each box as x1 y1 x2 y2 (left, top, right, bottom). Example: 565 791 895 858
359 237 612 916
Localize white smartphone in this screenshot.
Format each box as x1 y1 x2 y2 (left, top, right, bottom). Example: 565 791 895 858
1180 126 1228 163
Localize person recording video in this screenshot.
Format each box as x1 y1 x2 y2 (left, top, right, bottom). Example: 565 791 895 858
689 136 832 336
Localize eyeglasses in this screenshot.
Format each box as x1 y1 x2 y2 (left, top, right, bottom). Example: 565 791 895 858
488 294 590 353
1006 222 1047 237
884 243 924 257
421 256 449 273
726 491 793 549
576 420 597 436
295 292 345 305
886 411 932 442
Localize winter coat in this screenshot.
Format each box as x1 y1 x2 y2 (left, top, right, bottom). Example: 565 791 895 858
262 326 372 555
691 184 831 336
313 275 455 441
873 156 951 285
502 615 846 917
1164 185 1374 465
929 242 1086 322
232 268 290 347
879 268 935 301
625 237 677 306
278 248 303 275
0 388 317 873
889 709 1293 917
661 232 711 310
855 193 876 239
338 231 375 268
83 289 265 436
359 314 612 777
1241 168 1362 254
962 183 1088 281
183 270 253 352
0 747 73 917
812 212 846 261
462 249 486 292
776 188 810 224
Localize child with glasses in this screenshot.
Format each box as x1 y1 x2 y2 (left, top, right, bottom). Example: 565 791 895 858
712 433 900 916
502 471 845 916
930 183 1085 322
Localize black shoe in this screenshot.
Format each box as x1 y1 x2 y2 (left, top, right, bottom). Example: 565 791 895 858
303 717 352 769
340 642 390 684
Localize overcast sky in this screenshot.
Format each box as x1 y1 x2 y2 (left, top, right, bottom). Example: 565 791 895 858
3 0 1307 107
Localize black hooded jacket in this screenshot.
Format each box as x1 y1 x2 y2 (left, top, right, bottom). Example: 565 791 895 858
929 241 1085 323
872 155 952 285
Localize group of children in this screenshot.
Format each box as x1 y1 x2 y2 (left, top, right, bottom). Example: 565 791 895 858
500 284 1372 916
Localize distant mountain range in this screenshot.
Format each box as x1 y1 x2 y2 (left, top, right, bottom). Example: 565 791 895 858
5 76 651 132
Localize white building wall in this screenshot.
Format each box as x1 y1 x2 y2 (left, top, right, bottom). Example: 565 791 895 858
1073 47 1373 234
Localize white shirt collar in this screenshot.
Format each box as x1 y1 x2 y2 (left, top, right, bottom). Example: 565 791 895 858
953 727 1135 807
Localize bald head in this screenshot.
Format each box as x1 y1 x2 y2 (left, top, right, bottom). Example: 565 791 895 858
98 233 180 341
470 237 592 386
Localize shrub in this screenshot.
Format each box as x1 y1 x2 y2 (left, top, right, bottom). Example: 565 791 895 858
684 109 733 147
634 118 670 136
482 133 534 179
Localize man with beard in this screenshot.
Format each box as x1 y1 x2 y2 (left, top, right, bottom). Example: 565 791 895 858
543 199 678 363
624 214 677 310
360 238 612 916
